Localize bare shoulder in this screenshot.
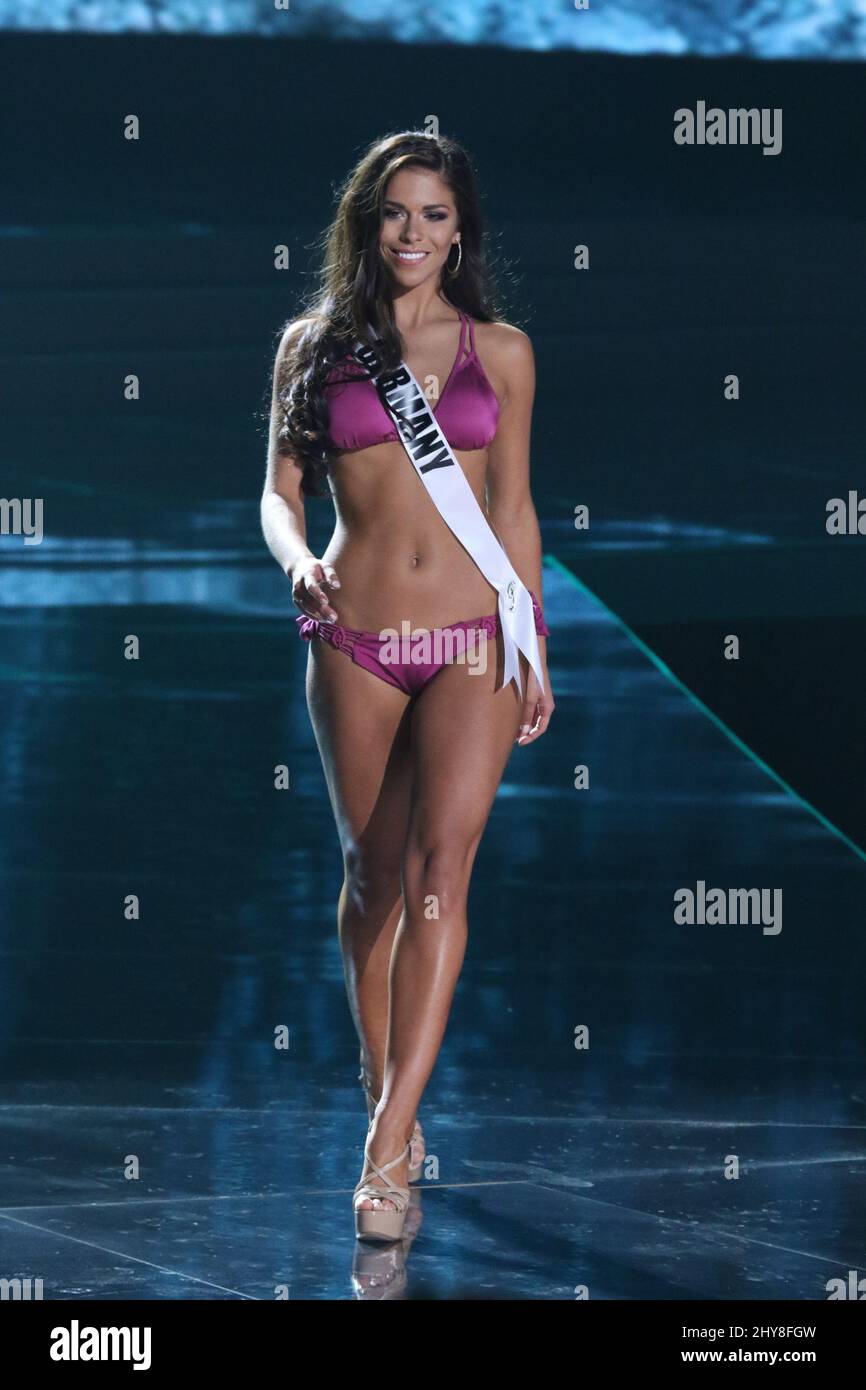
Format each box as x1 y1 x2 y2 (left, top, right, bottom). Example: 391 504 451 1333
476 319 533 364
474 319 535 400
275 314 318 363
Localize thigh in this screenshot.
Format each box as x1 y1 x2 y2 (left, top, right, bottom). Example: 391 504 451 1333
305 636 413 861
407 633 523 848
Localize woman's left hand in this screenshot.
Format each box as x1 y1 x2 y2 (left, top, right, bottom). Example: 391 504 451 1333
516 668 554 745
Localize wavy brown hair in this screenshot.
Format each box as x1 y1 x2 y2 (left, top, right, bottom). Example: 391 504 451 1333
270 130 506 498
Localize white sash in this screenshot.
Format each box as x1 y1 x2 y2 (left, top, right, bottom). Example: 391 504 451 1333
352 330 545 697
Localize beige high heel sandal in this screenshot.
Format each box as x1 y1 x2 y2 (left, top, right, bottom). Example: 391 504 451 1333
354 1138 411 1244
358 1054 425 1182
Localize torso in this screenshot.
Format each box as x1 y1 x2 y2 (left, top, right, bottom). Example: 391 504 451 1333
321 307 506 631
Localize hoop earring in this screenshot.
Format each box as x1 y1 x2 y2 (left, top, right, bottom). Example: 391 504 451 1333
445 240 462 276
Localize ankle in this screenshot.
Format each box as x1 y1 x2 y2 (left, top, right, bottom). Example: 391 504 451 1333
368 1107 413 1148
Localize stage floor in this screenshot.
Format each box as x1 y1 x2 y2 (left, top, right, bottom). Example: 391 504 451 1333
1 545 863 1299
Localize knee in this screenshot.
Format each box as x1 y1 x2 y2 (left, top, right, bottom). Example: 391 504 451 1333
402 832 481 919
343 841 402 917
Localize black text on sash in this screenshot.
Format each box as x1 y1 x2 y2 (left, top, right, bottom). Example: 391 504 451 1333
353 342 453 474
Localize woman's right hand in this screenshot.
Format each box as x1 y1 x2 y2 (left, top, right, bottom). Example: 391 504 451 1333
290 556 341 622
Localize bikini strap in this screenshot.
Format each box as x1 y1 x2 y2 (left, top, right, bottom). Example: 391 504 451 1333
462 310 476 359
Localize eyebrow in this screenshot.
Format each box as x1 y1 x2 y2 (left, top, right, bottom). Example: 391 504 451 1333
384 199 450 210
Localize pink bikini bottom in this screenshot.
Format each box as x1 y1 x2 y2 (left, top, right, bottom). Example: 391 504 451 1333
296 591 549 698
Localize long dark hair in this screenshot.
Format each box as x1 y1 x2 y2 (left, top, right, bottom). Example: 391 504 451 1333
271 130 505 498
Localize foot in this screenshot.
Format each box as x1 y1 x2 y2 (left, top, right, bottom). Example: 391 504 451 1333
355 1118 411 1213
361 1066 424 1176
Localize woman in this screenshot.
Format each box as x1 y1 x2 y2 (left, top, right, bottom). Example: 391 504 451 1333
260 131 554 1242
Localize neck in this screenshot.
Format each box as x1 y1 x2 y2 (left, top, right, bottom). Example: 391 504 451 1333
391 283 454 332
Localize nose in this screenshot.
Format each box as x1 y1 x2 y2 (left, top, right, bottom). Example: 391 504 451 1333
400 218 423 242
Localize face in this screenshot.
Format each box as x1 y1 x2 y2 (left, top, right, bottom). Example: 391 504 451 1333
379 165 460 287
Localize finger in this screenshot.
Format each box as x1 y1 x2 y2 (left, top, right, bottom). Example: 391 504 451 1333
515 701 538 745
528 707 553 740
518 696 555 744
321 564 341 589
305 579 339 622
293 562 323 607
293 581 334 622
532 700 555 739
292 584 313 617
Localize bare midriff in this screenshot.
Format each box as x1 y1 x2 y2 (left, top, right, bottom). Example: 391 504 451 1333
321 439 498 632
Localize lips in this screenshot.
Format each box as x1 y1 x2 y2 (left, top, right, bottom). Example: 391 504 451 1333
391 250 428 263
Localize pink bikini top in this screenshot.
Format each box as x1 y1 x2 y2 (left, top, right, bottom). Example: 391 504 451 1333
324 310 500 454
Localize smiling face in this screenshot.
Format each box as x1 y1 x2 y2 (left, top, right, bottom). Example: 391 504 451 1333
379 165 460 288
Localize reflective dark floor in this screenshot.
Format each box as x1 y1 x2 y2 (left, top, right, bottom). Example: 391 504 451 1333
1 527 864 1300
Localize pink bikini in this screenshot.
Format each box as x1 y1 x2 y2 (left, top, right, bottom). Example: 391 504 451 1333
295 309 549 696
297 596 549 697
323 308 500 454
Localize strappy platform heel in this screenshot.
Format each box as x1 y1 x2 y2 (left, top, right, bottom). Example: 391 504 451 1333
354 1138 411 1244
358 1053 425 1182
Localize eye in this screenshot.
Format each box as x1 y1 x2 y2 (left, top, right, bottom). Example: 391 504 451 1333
382 207 448 220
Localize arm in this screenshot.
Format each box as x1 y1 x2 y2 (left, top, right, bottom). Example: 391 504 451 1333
485 324 553 742
260 319 339 621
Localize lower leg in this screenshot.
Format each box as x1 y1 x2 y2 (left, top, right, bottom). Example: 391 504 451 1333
358 846 475 1209
385 849 474 1129
337 856 425 1170
338 868 402 1099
